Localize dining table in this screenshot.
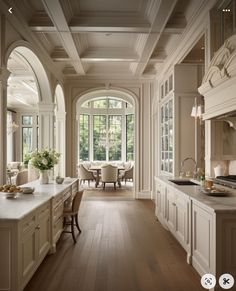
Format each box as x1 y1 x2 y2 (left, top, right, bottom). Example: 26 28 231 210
89 166 125 188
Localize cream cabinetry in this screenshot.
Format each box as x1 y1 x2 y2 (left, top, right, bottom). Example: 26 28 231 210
159 64 203 176
155 180 166 226
0 178 79 291
155 178 190 257
155 176 236 290
19 201 50 289
191 201 215 275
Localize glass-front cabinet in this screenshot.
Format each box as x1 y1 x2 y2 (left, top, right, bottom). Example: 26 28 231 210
160 99 173 174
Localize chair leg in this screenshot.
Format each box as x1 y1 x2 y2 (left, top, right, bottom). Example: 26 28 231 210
88 180 90 186
103 182 105 190
75 214 81 233
114 182 116 190
71 215 76 243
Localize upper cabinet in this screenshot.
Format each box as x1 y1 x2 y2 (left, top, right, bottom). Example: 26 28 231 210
159 64 203 177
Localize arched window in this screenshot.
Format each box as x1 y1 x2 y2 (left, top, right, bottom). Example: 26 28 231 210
78 97 134 162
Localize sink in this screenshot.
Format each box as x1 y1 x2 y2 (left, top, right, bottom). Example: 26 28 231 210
169 180 199 186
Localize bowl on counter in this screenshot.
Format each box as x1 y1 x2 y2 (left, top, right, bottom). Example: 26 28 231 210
5 192 17 199
21 187 35 194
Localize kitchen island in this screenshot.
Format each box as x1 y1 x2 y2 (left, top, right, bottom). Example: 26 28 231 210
0 178 78 291
155 176 236 291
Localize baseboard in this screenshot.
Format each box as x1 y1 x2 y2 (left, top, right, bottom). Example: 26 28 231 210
136 190 151 199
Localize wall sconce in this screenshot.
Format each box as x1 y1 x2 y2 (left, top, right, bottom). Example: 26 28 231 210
191 104 202 118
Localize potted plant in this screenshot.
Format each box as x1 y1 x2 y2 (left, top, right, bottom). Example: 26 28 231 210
29 149 60 184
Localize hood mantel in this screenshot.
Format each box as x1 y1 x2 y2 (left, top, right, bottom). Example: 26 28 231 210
198 35 236 120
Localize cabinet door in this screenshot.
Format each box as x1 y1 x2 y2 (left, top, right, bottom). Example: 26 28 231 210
166 187 176 233
157 183 166 223
192 202 214 275
20 213 37 287
37 203 50 260
175 194 189 251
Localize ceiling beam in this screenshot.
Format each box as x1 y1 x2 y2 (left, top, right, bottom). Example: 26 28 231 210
132 0 178 76
41 0 85 75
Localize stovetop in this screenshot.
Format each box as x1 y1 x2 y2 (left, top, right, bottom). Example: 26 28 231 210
214 175 236 188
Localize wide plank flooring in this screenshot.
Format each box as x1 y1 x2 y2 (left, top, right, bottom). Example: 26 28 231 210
24 199 202 291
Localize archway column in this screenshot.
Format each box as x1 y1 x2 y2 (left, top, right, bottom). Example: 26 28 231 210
55 111 66 176
0 68 10 184
38 102 55 149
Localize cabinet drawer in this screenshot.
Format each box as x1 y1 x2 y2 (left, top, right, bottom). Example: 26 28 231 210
53 193 63 207
53 217 63 243
53 202 64 221
21 214 36 235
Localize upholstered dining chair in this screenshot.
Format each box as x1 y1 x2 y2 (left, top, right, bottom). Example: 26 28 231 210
78 164 96 186
121 165 134 184
15 169 28 186
101 164 118 190
63 190 84 243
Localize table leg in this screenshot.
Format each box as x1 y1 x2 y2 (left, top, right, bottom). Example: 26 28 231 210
95 169 99 187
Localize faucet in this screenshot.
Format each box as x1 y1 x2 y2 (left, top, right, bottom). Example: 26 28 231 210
180 157 197 178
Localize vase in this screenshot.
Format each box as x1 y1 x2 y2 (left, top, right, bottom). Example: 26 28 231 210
39 170 49 184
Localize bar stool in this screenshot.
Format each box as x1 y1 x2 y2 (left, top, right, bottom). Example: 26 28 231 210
63 190 84 243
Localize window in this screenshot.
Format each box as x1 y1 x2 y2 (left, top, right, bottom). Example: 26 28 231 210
21 114 38 160
22 127 33 158
108 115 122 160
78 97 134 162
93 115 106 160
79 114 89 161
126 114 134 161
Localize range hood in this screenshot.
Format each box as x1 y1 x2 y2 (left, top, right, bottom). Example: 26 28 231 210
198 35 236 120
215 113 236 130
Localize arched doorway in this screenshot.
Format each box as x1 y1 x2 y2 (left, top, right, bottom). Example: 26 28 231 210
75 88 138 197
54 84 66 177
6 44 54 166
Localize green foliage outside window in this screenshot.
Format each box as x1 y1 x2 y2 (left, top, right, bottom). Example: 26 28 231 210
79 114 89 161
126 114 134 161
93 115 106 160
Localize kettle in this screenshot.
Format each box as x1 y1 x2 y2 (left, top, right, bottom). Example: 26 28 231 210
214 165 224 177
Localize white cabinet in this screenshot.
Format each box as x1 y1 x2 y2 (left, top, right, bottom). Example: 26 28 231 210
155 178 190 256
192 201 215 276
166 185 190 254
159 64 203 176
155 179 166 226
19 201 50 289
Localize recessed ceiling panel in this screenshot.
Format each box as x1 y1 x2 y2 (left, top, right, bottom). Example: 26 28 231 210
78 0 145 13
85 32 138 49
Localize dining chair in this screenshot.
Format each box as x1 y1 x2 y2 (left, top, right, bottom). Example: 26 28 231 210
121 165 134 183
101 164 118 190
63 190 84 243
78 164 96 186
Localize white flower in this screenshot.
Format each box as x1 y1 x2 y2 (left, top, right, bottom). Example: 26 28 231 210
42 158 48 165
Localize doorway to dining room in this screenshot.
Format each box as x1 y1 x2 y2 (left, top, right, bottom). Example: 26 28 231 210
76 88 137 198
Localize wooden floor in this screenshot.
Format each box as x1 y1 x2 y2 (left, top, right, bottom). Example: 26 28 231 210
24 199 203 291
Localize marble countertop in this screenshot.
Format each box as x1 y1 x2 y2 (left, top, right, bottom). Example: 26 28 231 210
155 176 236 213
0 178 78 221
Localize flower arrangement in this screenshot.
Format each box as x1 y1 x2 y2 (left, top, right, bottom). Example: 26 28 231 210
29 148 60 171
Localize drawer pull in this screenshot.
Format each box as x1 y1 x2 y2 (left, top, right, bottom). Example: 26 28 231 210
35 225 40 230
172 202 176 206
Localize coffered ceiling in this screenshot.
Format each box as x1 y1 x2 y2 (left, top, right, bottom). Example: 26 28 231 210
4 0 202 80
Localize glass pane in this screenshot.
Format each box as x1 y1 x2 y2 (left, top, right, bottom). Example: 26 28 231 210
93 115 106 160
126 114 134 161
22 116 33 126
79 114 89 161
22 127 33 159
93 99 107 109
108 115 122 161
108 99 122 109
222 2 233 41
81 101 90 108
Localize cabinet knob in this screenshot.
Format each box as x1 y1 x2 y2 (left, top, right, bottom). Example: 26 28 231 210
36 225 40 230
